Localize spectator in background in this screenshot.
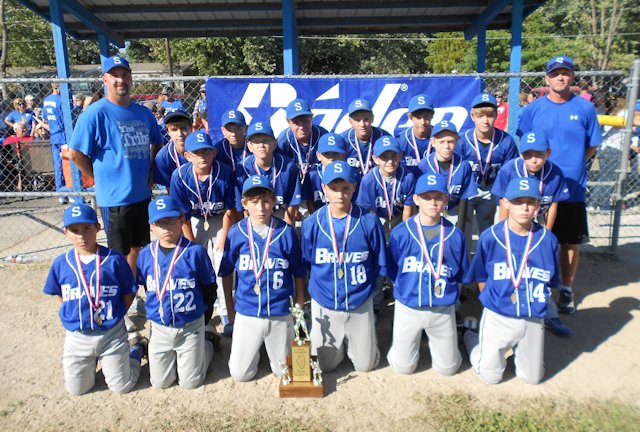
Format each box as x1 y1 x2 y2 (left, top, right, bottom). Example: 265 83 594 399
24 95 37 113
34 123 49 141
5 98 36 136
526 93 536 104
193 83 208 132
3 122 34 191
159 86 184 111
494 91 509 131
42 82 69 203
71 93 84 123
578 79 593 103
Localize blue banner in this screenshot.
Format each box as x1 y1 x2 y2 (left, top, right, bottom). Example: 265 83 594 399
206 76 482 142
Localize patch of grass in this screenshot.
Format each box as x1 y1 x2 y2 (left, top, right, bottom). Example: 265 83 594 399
151 412 331 432
403 392 640 432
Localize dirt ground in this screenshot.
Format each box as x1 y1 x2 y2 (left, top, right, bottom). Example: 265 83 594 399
0 243 638 431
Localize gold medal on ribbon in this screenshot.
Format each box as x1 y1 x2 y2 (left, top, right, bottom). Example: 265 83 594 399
204 219 210 231
434 286 441 296
254 283 261 295
158 303 164 319
511 292 517 304
337 268 344 279
94 314 102 326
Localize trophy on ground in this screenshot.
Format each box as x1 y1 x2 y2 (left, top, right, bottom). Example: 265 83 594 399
278 297 324 398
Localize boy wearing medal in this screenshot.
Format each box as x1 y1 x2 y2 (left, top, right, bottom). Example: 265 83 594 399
397 94 435 178
456 94 518 249
418 120 477 229
153 109 192 191
219 175 306 381
214 110 249 177
239 121 302 226
43 204 146 395
137 196 218 389
386 174 468 375
463 177 561 385
341 98 391 176
301 161 387 372
170 130 238 334
491 131 571 337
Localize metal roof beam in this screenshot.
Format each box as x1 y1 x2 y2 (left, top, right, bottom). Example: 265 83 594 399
61 0 125 47
464 0 511 40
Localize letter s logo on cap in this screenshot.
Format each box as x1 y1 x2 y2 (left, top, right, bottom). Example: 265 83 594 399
441 120 449 128
251 176 261 185
197 133 205 142
334 163 343 173
328 136 336 146
228 111 236 118
71 207 82 217
113 57 121 64
519 179 530 190
526 133 536 144
255 123 263 131
428 175 437 185
156 198 167 210
482 94 490 101
418 96 425 104
295 102 302 111
383 137 391 146
557 57 564 63
355 100 363 108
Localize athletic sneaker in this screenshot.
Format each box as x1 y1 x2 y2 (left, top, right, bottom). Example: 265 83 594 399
558 289 576 315
545 318 572 337
130 337 148 362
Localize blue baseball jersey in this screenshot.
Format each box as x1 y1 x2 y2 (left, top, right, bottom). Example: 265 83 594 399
356 166 416 220
341 126 391 175
418 153 478 211
491 158 570 217
153 141 188 187
69 98 163 207
301 205 387 311
396 127 431 178
159 100 185 111
169 160 238 218
137 237 215 327
464 221 561 319
213 138 249 174
219 217 305 317
517 95 602 202
238 154 302 211
42 93 67 144
276 125 328 174
43 246 137 332
301 163 360 210
387 216 468 308
456 128 518 189
7 110 34 133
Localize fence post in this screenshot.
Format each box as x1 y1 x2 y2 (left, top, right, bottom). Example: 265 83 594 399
610 59 640 253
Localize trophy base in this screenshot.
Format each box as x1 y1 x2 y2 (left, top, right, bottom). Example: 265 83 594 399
278 356 324 398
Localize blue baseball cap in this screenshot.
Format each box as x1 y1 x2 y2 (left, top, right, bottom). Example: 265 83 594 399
242 175 275 195
471 93 498 109
246 121 275 140
519 131 550 153
348 98 373 116
318 133 347 154
634 101 640 112
373 136 402 156
504 177 542 201
164 109 191 124
414 174 449 195
286 98 313 119
221 109 246 126
431 120 459 137
63 204 98 227
546 56 575 74
408 94 434 113
185 130 214 152
148 196 183 223
322 161 357 185
102 55 131 74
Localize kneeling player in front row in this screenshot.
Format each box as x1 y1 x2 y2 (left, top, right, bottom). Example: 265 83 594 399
463 177 561 385
302 161 387 372
386 174 468 375
219 175 306 381
137 196 218 389
44 204 146 395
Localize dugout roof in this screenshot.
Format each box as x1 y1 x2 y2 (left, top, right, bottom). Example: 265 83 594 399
18 0 547 47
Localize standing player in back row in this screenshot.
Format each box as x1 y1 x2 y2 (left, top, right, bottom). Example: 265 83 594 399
463 177 561 385
518 56 601 316
396 93 435 178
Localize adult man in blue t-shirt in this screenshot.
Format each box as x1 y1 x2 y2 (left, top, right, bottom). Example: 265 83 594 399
517 56 602 317
69 55 163 276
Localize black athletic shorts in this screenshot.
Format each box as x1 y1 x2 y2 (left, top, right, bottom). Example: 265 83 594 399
101 198 151 255
551 201 589 245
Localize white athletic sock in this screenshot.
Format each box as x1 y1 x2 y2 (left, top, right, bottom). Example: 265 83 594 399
562 285 573 293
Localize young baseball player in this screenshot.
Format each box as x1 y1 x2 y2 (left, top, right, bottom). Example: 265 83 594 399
137 196 217 389
276 98 328 185
214 109 249 177
341 98 391 176
303 132 350 213
463 177 561 385
239 121 302 226
43 204 145 395
491 131 571 337
170 129 238 335
219 175 306 381
397 94 435 178
456 94 518 249
418 120 477 229
301 161 387 372
153 109 192 190
386 174 468 375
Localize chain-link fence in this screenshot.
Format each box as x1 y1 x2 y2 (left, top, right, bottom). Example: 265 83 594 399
0 69 635 285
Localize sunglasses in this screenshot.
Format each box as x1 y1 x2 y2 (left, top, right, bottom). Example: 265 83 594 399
17 102 25 105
